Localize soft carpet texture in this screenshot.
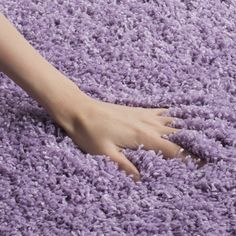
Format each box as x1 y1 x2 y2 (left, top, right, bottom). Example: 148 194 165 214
0 0 236 235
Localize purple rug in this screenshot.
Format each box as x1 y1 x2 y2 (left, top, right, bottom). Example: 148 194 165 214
0 0 236 235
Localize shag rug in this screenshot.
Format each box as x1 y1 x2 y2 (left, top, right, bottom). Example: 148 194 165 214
0 0 236 235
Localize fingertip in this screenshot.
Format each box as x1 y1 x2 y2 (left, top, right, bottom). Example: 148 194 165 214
131 172 141 183
109 147 141 182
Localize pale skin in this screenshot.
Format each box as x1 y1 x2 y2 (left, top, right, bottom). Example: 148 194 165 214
0 13 205 182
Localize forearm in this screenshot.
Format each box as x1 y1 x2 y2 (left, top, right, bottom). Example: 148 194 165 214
0 13 91 127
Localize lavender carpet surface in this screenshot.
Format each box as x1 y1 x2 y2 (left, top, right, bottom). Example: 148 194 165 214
0 0 236 235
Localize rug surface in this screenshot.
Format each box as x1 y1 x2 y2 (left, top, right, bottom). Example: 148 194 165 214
0 0 236 235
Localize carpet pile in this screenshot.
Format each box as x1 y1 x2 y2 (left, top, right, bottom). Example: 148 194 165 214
0 0 235 235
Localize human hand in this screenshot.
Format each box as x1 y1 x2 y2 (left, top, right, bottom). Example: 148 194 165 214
0 13 205 183
55 92 205 183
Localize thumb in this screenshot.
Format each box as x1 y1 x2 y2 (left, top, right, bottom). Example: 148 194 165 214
104 145 141 182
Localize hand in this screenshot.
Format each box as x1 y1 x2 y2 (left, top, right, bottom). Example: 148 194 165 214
56 93 204 183
0 13 205 183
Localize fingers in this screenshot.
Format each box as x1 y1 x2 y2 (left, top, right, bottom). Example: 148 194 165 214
141 134 206 167
149 107 180 127
153 108 169 116
137 130 185 159
144 116 179 128
136 129 181 158
142 118 180 135
157 116 177 126
160 126 180 135
103 144 141 183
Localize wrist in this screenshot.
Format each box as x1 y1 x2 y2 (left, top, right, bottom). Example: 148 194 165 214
48 79 96 134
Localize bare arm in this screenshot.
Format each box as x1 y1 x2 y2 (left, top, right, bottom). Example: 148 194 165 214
0 12 91 130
